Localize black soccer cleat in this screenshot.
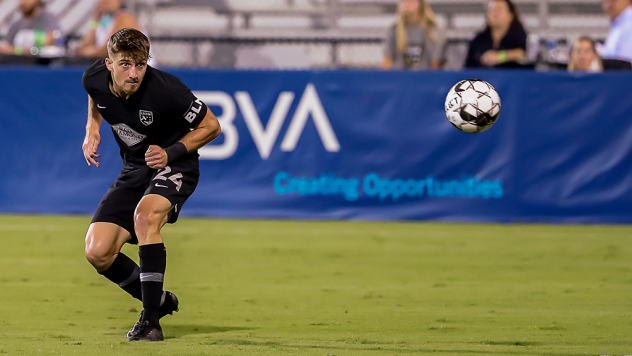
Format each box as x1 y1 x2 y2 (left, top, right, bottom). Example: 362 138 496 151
160 291 179 318
127 291 179 338
127 321 163 342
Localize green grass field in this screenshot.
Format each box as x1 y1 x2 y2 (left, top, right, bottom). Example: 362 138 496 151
1 215 631 355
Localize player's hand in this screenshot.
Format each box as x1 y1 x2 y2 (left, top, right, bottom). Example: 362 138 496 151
82 132 101 167
481 50 501 67
145 145 168 170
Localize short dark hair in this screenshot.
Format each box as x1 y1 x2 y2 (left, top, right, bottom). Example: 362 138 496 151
106 27 150 63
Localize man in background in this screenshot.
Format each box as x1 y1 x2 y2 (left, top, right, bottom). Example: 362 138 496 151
0 0 61 56
601 0 632 62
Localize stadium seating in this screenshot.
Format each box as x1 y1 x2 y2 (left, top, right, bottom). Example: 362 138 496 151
0 0 612 68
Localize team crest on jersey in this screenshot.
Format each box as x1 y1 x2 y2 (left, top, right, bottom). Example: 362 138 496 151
139 110 154 126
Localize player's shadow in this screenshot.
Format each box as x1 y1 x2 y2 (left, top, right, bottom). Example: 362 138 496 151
163 324 256 338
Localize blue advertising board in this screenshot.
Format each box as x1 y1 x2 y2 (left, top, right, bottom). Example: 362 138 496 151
0 67 631 223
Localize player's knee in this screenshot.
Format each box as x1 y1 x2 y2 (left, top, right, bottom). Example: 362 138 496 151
84 224 127 272
84 239 114 272
133 210 161 235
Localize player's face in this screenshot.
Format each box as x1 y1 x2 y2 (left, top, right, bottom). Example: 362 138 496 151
487 0 513 28
106 53 147 97
603 0 631 21
573 40 597 71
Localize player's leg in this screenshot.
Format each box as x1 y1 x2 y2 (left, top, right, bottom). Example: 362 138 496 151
85 222 142 301
128 160 200 341
134 194 172 245
128 194 173 341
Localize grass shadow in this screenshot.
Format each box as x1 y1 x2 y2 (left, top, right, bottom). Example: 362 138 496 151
163 324 256 338
481 340 541 347
201 339 282 347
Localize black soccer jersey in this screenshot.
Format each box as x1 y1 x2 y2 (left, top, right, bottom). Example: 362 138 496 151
82 59 208 163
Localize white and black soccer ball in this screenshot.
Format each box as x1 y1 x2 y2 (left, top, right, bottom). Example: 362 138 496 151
444 79 501 134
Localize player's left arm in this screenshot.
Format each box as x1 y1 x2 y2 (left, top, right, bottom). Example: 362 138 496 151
180 108 221 153
145 108 221 169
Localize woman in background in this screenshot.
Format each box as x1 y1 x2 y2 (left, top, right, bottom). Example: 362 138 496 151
0 0 61 55
382 0 446 70
568 36 603 72
76 0 141 58
465 0 527 68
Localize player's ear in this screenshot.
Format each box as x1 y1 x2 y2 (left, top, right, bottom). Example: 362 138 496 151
105 57 113 72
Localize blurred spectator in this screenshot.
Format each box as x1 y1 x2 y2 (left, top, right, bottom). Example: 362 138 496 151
568 37 603 72
464 0 527 68
76 0 141 58
601 0 632 62
0 0 62 56
382 0 446 70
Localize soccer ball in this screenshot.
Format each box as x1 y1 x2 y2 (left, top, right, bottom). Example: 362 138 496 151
444 79 501 134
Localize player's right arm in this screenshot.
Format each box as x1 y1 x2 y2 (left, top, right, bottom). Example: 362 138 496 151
82 95 102 167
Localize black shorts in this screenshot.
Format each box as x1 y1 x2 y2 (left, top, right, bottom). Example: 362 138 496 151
91 157 200 244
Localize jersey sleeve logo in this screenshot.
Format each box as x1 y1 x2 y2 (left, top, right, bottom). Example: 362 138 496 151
111 123 147 147
139 110 154 126
184 98 203 123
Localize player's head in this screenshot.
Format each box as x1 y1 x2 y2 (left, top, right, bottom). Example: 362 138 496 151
19 0 43 17
603 0 631 21
105 28 150 97
569 36 602 72
486 0 523 30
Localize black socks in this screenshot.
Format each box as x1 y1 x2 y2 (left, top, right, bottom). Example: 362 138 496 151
100 252 142 301
139 243 167 329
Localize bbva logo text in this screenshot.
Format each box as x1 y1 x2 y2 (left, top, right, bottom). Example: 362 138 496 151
193 83 340 160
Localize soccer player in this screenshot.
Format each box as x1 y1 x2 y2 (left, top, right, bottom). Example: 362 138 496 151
81 27 220 342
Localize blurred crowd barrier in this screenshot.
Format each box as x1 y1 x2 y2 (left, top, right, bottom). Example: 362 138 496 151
0 0 613 68
2 67 632 222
